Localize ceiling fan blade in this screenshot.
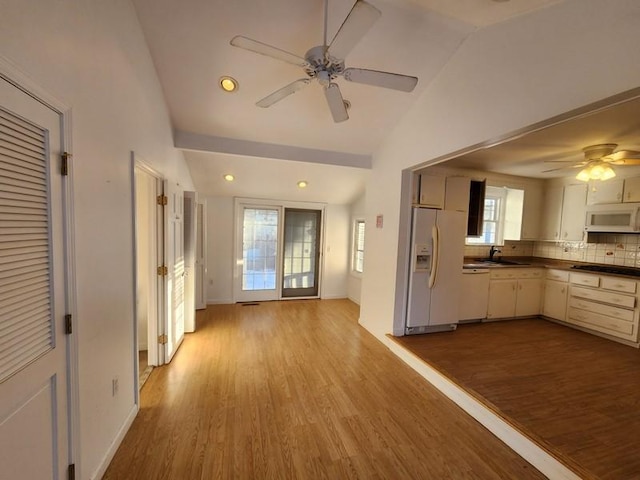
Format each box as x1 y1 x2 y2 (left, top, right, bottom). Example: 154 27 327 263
256 78 311 108
603 150 640 163
608 158 640 166
327 1 381 61
230 36 309 67
324 83 349 123
343 68 418 92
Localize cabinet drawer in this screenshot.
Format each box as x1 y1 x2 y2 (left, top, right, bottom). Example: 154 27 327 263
570 285 636 309
546 269 569 282
601 277 637 294
567 307 635 336
490 268 542 280
569 297 634 322
570 272 600 287
490 269 518 279
518 269 543 279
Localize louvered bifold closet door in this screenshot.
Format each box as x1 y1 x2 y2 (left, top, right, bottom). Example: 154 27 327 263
0 107 53 384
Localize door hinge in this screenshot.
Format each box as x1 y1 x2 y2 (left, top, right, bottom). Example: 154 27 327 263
68 463 75 480
61 152 72 176
157 194 168 206
65 314 73 335
158 334 168 345
157 265 168 276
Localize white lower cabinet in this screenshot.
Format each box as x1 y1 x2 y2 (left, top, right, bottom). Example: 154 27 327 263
567 272 639 344
487 268 543 320
542 269 569 321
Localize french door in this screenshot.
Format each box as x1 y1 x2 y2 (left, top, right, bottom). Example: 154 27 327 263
234 201 323 302
282 209 321 298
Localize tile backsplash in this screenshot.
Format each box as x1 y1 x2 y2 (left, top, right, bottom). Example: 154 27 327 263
465 235 640 267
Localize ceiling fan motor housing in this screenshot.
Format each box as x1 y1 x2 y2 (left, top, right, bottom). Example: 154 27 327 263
583 143 618 160
304 45 344 85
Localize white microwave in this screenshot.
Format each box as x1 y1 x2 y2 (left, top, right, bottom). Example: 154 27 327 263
585 203 640 233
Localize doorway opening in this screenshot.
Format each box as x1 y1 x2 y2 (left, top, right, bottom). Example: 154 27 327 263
133 157 163 389
233 199 325 302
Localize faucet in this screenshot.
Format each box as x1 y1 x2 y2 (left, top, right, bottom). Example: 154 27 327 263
489 245 501 261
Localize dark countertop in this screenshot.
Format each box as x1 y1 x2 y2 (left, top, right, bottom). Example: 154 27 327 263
463 256 640 279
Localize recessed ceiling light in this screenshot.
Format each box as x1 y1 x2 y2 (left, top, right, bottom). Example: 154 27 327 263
219 76 238 93
297 180 308 188
223 174 235 182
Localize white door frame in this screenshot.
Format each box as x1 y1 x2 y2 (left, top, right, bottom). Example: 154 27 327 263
195 200 207 310
0 58 79 476
131 154 164 384
233 197 327 303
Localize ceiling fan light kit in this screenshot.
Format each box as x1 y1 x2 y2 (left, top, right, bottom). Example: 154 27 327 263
576 162 616 182
230 0 418 123
544 143 640 181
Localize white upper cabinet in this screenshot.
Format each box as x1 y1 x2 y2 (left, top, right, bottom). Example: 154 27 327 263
444 176 471 213
520 184 543 240
541 185 564 240
418 174 446 209
586 179 624 205
623 176 640 203
541 183 587 241
560 184 588 241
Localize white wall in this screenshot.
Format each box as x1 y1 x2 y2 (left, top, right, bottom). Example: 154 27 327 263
0 1 194 478
205 196 234 304
347 193 366 305
359 0 640 339
205 197 350 303
321 204 350 300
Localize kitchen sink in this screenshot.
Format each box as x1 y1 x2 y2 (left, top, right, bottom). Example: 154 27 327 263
474 258 529 266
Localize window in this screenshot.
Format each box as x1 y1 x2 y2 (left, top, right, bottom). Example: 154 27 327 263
466 186 524 245
353 220 365 273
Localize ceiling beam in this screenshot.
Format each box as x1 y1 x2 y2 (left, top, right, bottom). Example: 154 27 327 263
174 130 371 169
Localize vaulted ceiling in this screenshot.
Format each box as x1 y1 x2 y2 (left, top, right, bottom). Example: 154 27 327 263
133 0 640 203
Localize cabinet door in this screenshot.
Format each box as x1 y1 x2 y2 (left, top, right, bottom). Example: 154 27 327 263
560 184 587 241
521 185 543 240
487 279 517 319
541 185 563 240
445 176 470 213
543 280 568 321
516 278 543 317
587 179 624 204
419 174 445 209
623 176 640 203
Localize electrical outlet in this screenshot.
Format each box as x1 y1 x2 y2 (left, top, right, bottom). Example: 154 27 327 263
112 376 119 396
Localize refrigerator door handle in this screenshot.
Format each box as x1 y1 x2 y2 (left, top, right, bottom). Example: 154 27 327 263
428 224 440 288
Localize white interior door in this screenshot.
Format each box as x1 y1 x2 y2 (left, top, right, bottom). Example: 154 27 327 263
183 191 196 332
0 77 69 479
195 201 206 310
164 180 184 361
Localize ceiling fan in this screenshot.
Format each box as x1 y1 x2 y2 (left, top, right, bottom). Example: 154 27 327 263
543 143 640 181
230 0 418 123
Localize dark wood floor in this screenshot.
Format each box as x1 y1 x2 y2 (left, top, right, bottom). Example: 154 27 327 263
104 300 544 479
395 318 640 480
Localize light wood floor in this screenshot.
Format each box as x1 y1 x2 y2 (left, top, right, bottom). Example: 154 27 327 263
103 300 544 479
395 318 640 480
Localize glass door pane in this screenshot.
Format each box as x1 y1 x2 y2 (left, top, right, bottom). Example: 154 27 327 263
242 208 279 292
282 209 321 298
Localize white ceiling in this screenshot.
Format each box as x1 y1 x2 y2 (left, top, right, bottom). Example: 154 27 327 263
132 0 611 202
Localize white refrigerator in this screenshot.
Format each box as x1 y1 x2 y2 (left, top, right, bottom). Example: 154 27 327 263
405 207 465 334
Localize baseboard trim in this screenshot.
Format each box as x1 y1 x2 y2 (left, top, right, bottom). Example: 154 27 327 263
90 404 139 480
385 338 581 480
206 298 233 305
319 294 347 300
